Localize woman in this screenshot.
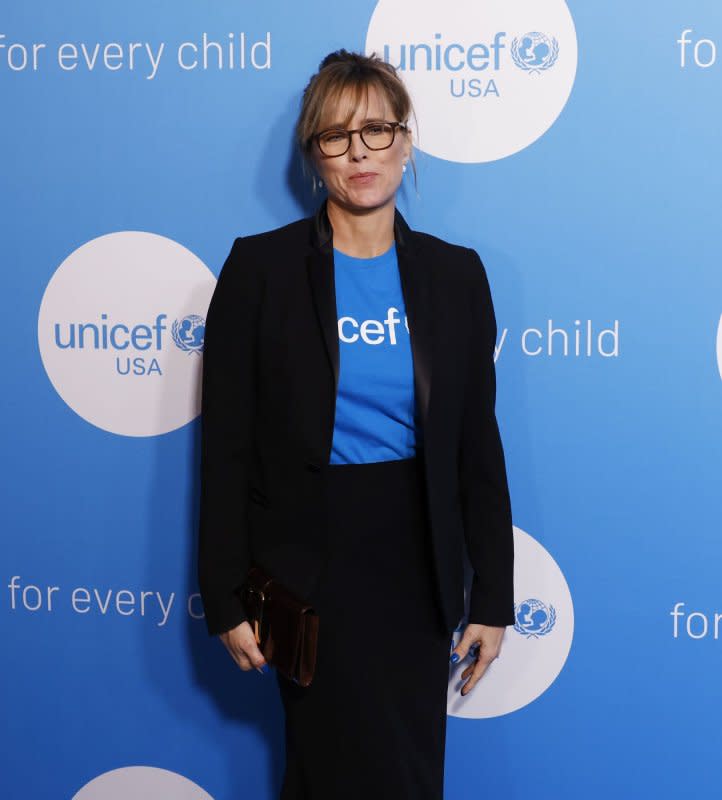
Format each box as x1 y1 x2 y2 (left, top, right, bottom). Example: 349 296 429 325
198 49 515 799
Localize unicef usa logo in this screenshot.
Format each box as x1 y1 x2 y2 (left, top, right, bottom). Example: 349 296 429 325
514 597 556 637
38 232 216 437
448 526 574 718
511 32 559 73
172 314 206 354
366 0 578 163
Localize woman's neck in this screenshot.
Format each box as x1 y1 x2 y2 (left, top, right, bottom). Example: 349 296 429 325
326 198 396 258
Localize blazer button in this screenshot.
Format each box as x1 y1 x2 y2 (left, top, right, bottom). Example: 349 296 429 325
305 460 322 473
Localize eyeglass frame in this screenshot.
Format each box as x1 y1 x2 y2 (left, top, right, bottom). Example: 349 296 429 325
312 120 410 158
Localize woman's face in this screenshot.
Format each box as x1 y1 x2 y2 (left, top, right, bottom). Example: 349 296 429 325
311 84 412 215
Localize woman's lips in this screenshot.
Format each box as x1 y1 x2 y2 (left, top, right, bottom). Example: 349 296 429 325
348 172 377 184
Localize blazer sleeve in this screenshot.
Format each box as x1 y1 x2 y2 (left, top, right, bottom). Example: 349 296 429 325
197 237 262 636
458 247 515 627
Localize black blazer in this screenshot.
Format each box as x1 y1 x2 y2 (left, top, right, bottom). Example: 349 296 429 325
197 201 514 638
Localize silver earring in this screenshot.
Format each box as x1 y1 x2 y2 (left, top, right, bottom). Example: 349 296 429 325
402 163 407 174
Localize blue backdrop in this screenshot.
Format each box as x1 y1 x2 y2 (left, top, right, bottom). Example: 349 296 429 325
3 1 722 798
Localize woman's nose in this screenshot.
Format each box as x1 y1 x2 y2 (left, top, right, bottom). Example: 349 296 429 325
348 131 368 160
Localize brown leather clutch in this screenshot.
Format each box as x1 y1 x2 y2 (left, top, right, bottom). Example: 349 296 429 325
239 564 319 687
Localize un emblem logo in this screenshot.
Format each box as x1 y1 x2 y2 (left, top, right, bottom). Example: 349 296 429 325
514 598 556 638
511 32 560 74
172 314 205 354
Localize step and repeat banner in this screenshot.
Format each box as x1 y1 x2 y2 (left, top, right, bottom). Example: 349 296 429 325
2 1 721 798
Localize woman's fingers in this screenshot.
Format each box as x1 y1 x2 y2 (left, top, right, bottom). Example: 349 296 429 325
220 621 269 673
450 623 505 695
449 626 479 664
233 649 253 671
460 639 501 695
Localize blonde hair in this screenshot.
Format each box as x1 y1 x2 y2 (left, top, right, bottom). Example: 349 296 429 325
295 49 416 186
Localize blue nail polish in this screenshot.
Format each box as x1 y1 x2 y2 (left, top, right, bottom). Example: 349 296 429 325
450 653 460 664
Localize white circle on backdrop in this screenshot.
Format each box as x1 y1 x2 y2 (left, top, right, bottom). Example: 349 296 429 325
716 314 722 381
72 766 213 799
366 0 578 163
448 526 574 718
38 232 216 437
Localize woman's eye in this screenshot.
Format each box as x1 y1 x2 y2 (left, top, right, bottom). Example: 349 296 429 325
322 131 346 143
365 125 385 136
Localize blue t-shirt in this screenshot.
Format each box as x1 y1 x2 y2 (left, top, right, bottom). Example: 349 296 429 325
329 242 422 464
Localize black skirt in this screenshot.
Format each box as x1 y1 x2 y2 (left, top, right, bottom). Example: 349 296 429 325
275 454 451 800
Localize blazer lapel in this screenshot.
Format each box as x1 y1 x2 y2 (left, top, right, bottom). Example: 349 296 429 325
307 251 340 394
306 202 433 435
306 206 340 396
394 210 433 430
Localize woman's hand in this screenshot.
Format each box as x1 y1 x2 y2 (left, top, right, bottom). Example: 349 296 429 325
450 623 505 696
219 620 269 674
